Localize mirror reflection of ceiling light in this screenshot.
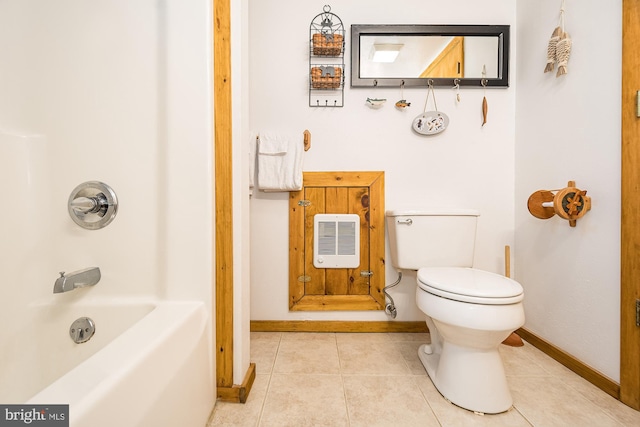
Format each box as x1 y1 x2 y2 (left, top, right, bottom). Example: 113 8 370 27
371 44 403 63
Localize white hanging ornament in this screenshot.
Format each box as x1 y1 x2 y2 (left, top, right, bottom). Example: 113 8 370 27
412 81 449 136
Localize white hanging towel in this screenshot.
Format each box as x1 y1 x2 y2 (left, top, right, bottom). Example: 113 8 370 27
257 132 304 191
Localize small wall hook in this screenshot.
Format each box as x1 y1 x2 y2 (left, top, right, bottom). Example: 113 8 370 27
303 129 311 151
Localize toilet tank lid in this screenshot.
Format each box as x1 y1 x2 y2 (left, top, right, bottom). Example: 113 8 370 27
385 208 480 217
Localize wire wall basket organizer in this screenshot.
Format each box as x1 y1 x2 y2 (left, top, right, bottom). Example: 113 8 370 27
309 5 344 107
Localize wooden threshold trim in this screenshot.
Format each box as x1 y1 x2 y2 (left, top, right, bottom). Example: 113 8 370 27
516 328 620 400
216 363 256 404
250 320 428 333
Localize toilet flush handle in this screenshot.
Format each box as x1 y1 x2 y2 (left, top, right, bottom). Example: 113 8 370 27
397 218 413 225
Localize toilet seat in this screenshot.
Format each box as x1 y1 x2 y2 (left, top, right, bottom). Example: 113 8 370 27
417 267 524 305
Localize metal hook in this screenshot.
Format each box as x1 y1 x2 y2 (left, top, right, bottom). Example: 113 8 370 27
373 79 378 87
401 80 405 88
427 79 434 88
453 78 460 88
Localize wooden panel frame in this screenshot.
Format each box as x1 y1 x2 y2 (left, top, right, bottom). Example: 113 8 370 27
289 171 385 311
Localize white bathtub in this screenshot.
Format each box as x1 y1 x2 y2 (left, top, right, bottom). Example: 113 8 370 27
3 300 213 427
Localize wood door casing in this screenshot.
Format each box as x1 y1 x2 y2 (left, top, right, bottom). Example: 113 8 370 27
621 0 640 410
289 171 385 311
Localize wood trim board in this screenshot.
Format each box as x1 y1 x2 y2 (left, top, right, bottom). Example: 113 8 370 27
214 0 234 390
251 320 428 333
621 0 640 410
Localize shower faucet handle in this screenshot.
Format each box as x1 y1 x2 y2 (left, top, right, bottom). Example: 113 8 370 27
70 196 100 214
67 181 118 230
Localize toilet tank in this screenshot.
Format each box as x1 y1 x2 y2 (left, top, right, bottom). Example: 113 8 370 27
385 209 479 270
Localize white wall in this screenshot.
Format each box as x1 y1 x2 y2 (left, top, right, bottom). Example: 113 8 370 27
515 1 621 381
232 0 252 386
248 0 517 321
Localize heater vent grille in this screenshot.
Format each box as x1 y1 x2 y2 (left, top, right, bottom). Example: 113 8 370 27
313 214 360 268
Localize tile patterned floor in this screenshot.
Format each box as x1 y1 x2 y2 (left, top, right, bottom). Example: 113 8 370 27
208 332 640 426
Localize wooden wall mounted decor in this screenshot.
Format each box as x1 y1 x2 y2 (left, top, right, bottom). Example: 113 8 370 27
289 171 385 311
527 180 591 227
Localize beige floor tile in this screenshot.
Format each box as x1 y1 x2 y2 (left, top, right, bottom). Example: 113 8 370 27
338 341 412 375
251 339 279 375
414 375 532 426
281 332 337 342
273 338 340 374
509 375 621 426
343 375 439 427
395 340 428 375
260 373 348 427
562 373 640 426
517 341 577 378
250 332 282 342
335 332 392 344
499 342 550 378
224 332 640 427
208 374 269 427
385 332 430 342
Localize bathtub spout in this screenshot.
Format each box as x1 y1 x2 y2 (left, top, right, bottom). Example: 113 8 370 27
54 267 101 293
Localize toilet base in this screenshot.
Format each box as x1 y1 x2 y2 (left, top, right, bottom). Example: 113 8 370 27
418 343 513 414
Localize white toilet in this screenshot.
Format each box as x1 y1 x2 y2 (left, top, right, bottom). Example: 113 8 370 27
386 209 525 414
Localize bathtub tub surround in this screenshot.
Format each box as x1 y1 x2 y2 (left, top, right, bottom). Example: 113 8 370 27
27 302 211 427
1 0 214 424
386 209 525 414
53 268 101 294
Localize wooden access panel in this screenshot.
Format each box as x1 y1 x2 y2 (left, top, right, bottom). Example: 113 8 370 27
289 172 385 311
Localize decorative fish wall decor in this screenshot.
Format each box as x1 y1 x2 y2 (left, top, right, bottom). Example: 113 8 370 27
544 0 571 77
544 27 562 73
482 96 488 126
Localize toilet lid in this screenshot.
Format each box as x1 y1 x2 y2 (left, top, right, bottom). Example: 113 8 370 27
417 267 524 305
